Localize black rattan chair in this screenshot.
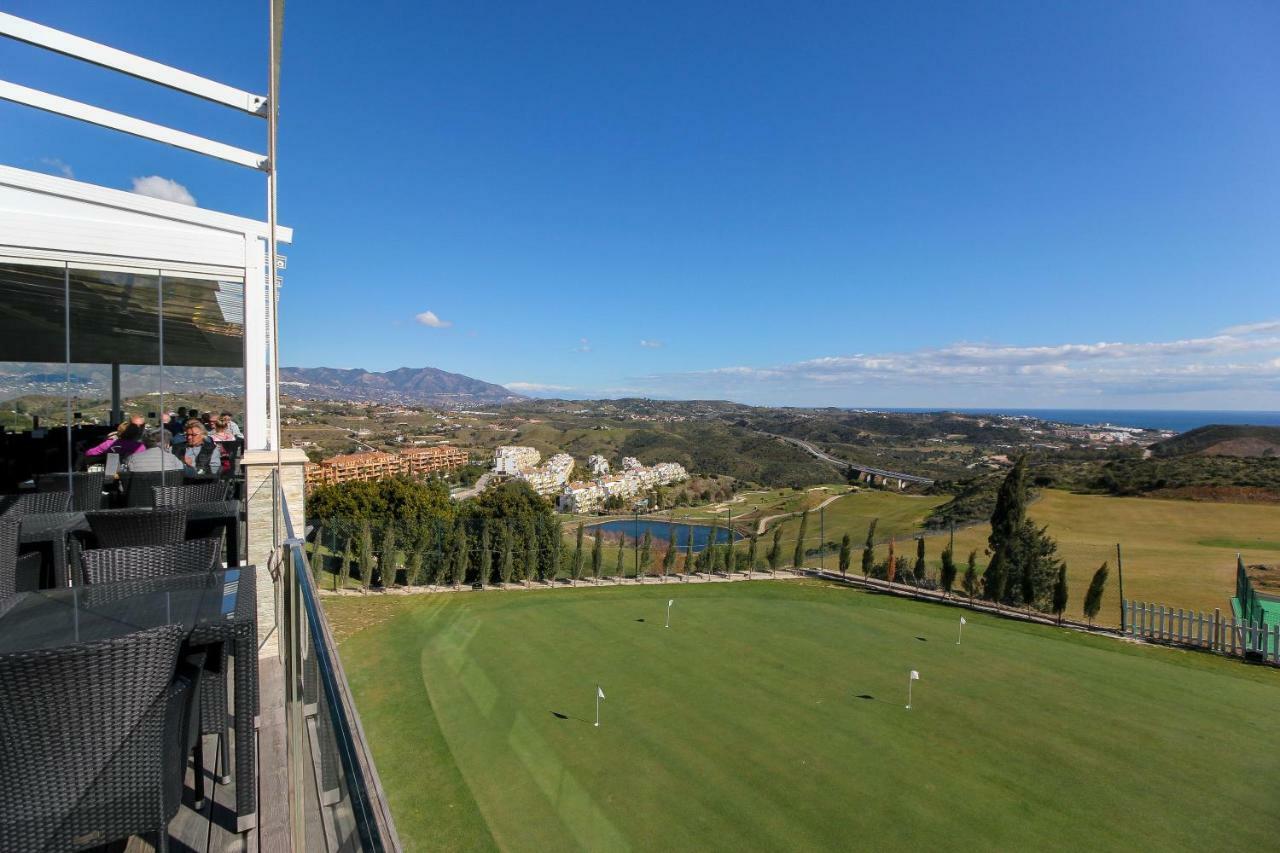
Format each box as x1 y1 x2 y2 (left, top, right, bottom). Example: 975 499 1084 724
0 624 197 852
152 481 228 507
84 509 188 549
0 518 42 598
1 491 72 517
79 538 223 586
119 470 185 508
37 472 105 512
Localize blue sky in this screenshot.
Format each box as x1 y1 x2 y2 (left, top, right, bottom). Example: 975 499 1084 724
3 1 1278 408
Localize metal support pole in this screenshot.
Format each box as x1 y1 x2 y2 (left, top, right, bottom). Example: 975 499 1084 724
1116 543 1125 632
110 361 121 424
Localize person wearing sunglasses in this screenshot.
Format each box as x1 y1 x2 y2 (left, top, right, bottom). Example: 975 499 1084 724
178 420 222 477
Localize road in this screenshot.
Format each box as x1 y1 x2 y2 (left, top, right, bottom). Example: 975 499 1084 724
761 432 935 486
450 470 495 501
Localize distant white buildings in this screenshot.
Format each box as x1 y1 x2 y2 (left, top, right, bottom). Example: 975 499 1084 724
557 458 688 513
491 446 575 495
587 454 610 476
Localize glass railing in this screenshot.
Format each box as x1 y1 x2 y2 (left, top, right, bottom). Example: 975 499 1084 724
279 486 401 851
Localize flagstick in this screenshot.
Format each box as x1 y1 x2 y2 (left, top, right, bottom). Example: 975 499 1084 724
906 674 913 710
595 686 600 727
665 599 672 628
957 620 964 645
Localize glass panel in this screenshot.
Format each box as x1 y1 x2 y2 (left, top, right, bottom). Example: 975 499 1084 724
0 260 70 492
161 274 245 475
68 266 160 504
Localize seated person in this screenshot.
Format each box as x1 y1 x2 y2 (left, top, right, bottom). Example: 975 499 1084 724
125 428 184 472
85 422 144 459
219 411 243 440
178 420 222 477
166 406 187 436
210 415 237 442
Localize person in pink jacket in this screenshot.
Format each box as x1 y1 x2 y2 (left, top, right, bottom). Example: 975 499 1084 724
85 423 145 459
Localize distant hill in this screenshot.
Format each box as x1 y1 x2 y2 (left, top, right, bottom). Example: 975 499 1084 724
1151 425 1280 458
279 366 523 407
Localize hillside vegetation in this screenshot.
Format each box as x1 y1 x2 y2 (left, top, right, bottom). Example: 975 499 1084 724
1151 424 1280 458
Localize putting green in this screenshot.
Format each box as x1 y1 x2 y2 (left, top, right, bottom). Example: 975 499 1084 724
328 582 1280 852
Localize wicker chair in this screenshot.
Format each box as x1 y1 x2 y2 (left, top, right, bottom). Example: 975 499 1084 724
152 481 228 507
1 491 72 517
0 518 42 598
84 509 188 549
78 539 231 788
79 538 223 586
120 470 185 508
36 472 105 512
0 624 199 852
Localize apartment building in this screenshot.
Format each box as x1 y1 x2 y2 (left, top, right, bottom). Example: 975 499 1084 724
557 459 688 513
305 445 470 488
493 445 541 475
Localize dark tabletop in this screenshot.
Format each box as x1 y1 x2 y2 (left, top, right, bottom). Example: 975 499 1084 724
0 567 248 654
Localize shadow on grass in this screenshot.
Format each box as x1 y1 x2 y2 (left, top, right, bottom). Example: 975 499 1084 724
551 711 592 724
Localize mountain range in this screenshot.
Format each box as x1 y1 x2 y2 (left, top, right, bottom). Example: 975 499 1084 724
279 366 522 407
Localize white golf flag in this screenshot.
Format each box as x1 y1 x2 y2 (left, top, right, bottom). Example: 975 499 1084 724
597 686 606 700
668 599 674 607
960 617 966 625
909 670 920 681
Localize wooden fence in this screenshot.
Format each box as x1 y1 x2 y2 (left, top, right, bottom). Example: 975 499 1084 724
1123 600 1279 664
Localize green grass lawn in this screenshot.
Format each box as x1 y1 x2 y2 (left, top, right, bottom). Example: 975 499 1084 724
327 581 1280 852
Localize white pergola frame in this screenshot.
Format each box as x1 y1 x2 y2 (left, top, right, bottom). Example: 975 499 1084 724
0 6 288 457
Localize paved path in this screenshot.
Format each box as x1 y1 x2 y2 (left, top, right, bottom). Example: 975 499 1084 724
754 491 845 535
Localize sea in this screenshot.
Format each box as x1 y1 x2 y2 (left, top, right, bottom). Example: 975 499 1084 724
879 408 1280 433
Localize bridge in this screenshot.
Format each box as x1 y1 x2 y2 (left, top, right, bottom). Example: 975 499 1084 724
762 433 935 488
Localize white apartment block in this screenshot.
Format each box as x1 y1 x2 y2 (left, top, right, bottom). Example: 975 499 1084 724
557 460 688 513
494 447 575 496
587 454 610 476
493 445 541 475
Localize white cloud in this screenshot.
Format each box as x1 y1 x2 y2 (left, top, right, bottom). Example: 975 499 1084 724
414 310 452 328
131 175 196 206
506 381 574 393
638 319 1280 402
575 337 591 353
40 157 73 178
639 339 664 349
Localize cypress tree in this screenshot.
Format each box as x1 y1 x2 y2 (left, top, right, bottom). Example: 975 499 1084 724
358 521 374 591
838 532 852 576
662 526 677 578
1052 564 1069 624
640 529 652 578
592 528 603 581
886 537 897 584
573 523 585 583
339 538 353 591
684 526 694 576
478 522 492 586
428 520 447 589
704 524 718 575
614 536 625 578
747 531 759 575
379 525 397 588
988 455 1029 556
939 545 957 595
914 537 926 584
983 547 1007 603
541 515 561 583
768 526 783 575
861 518 878 579
988 455 1029 599
451 518 468 588
793 510 809 569
1083 561 1109 626
522 518 538 587
500 523 514 586
309 526 325 581
406 547 425 587
962 550 979 600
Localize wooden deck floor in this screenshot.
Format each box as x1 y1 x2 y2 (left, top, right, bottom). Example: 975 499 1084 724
122 658 288 853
